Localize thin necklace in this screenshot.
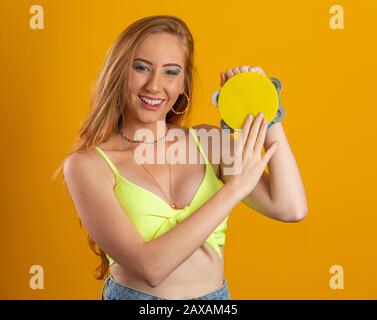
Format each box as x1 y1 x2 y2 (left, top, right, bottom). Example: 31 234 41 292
120 125 178 210
120 126 168 144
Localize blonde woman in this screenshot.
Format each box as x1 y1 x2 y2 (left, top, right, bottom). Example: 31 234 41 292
56 15 307 300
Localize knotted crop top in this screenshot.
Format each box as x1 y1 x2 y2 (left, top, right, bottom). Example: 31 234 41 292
95 127 228 267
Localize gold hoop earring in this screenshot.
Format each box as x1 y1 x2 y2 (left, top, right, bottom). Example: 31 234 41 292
170 92 190 114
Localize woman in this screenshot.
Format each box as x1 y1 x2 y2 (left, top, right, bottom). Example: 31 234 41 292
57 15 307 300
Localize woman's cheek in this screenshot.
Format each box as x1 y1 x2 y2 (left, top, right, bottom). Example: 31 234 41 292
167 79 184 93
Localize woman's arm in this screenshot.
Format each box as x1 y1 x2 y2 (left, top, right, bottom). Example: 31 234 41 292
267 122 308 218
195 122 307 223
143 183 241 287
64 151 151 283
240 122 308 222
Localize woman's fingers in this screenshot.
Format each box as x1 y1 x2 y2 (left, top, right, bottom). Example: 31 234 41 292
220 72 226 86
249 66 266 76
220 65 261 86
245 113 264 153
261 141 279 166
240 65 250 72
254 117 268 155
225 69 234 78
233 67 241 74
241 115 254 151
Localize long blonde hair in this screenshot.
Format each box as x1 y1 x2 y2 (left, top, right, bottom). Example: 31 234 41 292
53 15 196 280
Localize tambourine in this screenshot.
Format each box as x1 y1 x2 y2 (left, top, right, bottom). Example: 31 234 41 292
211 72 285 133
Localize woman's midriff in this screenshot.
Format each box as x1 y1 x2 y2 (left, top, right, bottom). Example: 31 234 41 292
110 244 224 299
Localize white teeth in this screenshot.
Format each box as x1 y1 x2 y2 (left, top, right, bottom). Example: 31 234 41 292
139 96 164 105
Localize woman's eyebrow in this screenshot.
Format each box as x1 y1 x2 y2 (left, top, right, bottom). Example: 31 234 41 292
133 58 182 69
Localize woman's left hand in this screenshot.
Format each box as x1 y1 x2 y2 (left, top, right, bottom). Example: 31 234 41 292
220 66 267 87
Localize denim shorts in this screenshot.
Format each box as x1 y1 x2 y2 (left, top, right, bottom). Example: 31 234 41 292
101 275 231 300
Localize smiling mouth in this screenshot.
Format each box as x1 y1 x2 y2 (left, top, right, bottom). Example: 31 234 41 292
138 95 165 110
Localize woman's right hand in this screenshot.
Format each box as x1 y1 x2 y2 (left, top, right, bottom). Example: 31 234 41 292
224 112 279 200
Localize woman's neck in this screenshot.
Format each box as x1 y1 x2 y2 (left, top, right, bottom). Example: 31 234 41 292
121 119 169 143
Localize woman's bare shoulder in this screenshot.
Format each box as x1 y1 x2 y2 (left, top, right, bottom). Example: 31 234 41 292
64 148 105 180
64 144 117 188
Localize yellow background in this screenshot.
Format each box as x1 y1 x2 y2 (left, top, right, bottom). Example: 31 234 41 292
1 0 376 299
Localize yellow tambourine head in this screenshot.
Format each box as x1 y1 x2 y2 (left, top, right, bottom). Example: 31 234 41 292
217 72 279 130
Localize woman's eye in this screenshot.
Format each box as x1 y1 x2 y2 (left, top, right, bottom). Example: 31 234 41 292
134 65 149 71
166 70 180 76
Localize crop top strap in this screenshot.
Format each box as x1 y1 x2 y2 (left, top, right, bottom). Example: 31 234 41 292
189 128 209 165
94 146 121 177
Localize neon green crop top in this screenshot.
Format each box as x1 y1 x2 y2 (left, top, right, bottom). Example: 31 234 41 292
95 128 228 267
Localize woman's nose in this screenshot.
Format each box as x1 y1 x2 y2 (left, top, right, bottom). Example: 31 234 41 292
145 71 162 93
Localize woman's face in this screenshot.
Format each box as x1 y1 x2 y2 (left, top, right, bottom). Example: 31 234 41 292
125 32 186 122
